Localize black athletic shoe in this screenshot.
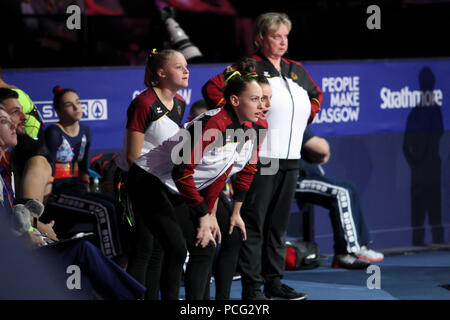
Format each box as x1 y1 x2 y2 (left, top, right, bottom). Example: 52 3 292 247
331 253 371 269
264 283 308 300
242 289 270 300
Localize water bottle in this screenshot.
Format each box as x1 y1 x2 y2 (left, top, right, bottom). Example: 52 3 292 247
92 177 101 193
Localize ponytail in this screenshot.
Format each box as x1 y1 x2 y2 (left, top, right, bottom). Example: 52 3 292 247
223 57 259 103
52 85 77 111
144 49 180 87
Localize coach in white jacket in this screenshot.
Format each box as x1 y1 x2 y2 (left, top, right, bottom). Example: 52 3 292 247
234 12 322 300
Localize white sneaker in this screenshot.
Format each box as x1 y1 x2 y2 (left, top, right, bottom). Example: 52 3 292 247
356 246 384 262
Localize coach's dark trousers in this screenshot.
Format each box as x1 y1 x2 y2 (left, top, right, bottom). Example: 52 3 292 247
239 159 299 294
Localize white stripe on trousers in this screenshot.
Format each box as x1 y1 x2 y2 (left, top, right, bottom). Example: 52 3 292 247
50 194 117 257
296 179 361 253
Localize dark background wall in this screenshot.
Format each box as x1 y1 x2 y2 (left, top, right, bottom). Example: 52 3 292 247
288 130 450 252
1 0 450 68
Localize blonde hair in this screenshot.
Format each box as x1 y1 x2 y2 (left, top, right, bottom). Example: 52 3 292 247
144 49 181 87
253 12 292 51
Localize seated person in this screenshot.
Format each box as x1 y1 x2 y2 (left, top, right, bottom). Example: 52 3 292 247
187 99 208 121
296 127 384 269
44 86 91 194
0 103 145 300
42 86 123 259
0 71 52 205
0 87 56 240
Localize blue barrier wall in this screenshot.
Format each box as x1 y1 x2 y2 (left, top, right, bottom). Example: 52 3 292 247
288 131 450 253
4 58 449 252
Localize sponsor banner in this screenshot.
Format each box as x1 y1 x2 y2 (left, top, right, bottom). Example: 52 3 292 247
4 58 449 151
35 99 108 122
3 65 224 151
305 59 449 136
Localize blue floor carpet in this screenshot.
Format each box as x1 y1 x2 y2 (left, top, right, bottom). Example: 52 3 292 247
183 250 450 300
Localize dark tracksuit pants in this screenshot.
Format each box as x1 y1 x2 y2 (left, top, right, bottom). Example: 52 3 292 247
204 192 243 300
128 164 215 300
125 211 164 300
114 168 163 300
239 159 299 293
41 239 146 300
43 179 123 259
295 171 372 255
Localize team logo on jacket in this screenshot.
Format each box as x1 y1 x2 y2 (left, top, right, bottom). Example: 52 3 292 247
177 105 182 116
291 72 298 81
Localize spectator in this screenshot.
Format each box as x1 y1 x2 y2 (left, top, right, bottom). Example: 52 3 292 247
0 104 21 220
0 103 145 300
187 99 208 121
42 86 123 261
44 86 91 194
0 87 56 240
296 127 384 268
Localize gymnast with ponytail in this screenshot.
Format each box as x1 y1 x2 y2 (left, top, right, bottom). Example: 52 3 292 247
43 86 124 261
128 58 264 300
202 57 271 300
115 49 189 299
45 86 91 194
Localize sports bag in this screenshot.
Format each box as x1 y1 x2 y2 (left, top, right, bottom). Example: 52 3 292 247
285 240 321 270
89 153 119 196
